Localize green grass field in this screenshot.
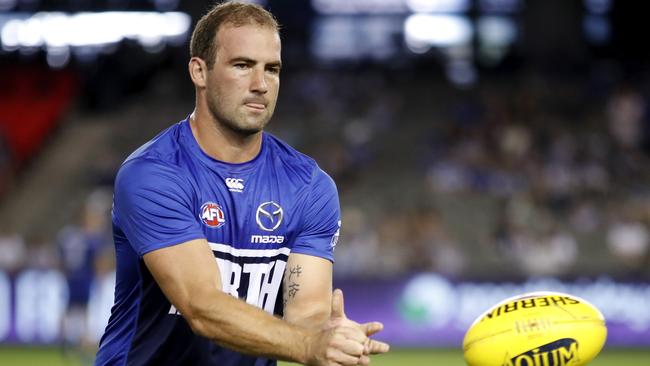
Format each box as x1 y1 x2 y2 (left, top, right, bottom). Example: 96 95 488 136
281 349 650 366
0 347 648 366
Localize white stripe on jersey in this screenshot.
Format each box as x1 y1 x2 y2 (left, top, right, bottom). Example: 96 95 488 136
208 242 291 258
169 243 288 315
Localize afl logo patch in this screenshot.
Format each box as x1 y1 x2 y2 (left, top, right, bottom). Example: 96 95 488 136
200 202 226 228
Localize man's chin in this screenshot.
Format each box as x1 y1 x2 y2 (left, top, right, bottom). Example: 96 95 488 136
208 106 270 136
234 126 263 136
227 119 268 136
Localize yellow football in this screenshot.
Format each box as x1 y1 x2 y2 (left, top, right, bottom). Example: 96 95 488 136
463 291 607 366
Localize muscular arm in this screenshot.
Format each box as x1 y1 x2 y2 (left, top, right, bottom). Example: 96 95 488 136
283 253 333 328
144 239 316 363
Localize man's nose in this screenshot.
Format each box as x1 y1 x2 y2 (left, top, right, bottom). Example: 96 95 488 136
250 68 268 93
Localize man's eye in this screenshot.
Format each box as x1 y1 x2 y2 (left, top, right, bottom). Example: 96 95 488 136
234 64 248 69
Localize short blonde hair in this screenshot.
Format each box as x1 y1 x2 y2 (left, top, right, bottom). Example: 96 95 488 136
190 1 280 69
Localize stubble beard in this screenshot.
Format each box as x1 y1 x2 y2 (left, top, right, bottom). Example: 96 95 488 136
206 96 273 137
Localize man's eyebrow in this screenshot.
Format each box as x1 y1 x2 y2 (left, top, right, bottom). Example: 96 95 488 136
230 57 256 64
230 57 282 68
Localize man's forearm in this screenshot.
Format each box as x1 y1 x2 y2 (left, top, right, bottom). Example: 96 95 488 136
284 300 331 329
143 241 371 365
186 290 312 364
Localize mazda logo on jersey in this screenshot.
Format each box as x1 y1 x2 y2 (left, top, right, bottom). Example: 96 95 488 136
256 201 283 232
200 202 226 228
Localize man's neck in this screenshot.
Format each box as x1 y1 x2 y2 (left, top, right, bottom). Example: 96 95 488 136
189 110 263 164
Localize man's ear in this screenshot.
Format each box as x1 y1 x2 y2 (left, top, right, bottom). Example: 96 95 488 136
189 57 208 88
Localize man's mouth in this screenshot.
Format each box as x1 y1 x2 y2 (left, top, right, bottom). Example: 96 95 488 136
244 103 266 111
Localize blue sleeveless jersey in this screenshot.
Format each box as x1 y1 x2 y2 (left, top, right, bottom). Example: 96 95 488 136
95 118 340 366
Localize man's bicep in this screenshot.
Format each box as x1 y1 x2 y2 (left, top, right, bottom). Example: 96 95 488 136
143 239 223 318
283 252 332 328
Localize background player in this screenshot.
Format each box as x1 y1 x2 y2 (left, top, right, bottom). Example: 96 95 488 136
94 2 389 365
58 190 111 365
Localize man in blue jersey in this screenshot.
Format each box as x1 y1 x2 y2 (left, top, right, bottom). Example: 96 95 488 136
59 192 111 363
95 2 389 366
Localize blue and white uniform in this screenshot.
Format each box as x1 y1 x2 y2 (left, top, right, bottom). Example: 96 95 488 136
95 117 340 366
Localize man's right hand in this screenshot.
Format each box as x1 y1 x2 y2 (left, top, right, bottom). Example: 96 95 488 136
306 289 390 366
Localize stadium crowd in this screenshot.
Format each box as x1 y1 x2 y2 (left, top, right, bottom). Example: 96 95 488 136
1 65 650 285
276 65 650 280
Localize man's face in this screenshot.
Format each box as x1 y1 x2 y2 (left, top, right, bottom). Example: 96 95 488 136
204 23 281 135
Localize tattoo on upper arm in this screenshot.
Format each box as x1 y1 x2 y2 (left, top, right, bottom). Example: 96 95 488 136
287 283 300 298
289 265 302 280
283 264 303 308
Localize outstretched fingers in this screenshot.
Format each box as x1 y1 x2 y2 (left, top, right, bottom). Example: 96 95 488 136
359 321 389 355
360 322 383 337
365 339 390 355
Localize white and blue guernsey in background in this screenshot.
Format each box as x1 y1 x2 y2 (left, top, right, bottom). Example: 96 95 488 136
95 117 340 366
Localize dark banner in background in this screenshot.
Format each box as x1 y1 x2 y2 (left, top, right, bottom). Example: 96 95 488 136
0 270 649 347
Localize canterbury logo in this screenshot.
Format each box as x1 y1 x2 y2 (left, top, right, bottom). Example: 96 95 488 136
225 178 244 192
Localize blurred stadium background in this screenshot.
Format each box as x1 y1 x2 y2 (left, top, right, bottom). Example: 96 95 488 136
1 0 650 364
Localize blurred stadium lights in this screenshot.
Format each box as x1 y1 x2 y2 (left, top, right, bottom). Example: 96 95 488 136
311 15 402 62
445 59 477 87
478 0 522 13
45 46 71 69
309 0 522 89
583 0 611 45
477 15 517 65
403 13 478 86
0 11 191 68
311 0 524 14
406 0 470 13
312 0 408 14
583 14 610 45
584 0 611 14
310 0 520 60
582 0 612 46
404 14 473 49
0 0 16 11
477 16 516 48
